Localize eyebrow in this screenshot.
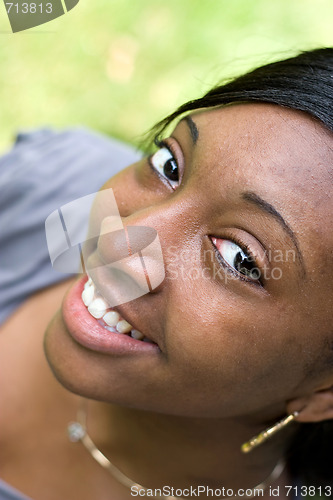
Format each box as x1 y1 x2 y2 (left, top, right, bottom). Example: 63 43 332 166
183 116 199 145
242 191 306 274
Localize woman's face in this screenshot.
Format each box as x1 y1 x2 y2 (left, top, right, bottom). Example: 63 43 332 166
45 103 333 418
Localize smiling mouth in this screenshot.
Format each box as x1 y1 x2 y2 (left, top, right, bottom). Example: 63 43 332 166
81 276 153 343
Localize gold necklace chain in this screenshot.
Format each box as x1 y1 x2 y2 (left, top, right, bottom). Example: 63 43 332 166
67 403 285 499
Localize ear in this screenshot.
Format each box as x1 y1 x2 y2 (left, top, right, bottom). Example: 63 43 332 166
287 386 333 423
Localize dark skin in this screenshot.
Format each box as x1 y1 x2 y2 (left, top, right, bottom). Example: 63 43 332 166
1 103 333 499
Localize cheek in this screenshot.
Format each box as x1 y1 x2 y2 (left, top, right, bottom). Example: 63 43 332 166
163 288 312 415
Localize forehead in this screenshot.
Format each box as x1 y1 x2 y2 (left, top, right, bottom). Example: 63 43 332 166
189 103 332 186
176 103 332 212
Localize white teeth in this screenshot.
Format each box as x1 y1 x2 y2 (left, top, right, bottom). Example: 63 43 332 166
83 278 147 341
116 320 132 334
88 298 109 319
82 285 94 307
84 277 93 290
103 311 120 327
104 325 117 333
130 329 144 340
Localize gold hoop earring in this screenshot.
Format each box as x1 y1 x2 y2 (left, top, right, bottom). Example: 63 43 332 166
241 412 299 454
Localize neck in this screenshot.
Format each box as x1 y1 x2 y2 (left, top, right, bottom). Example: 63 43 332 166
86 399 295 494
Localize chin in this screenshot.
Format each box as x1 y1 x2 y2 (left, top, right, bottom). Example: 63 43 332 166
43 311 96 398
42 310 150 407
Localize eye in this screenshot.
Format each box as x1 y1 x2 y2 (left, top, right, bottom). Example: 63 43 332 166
149 145 180 189
211 237 261 282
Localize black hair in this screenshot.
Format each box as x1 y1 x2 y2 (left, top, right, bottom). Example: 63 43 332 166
150 48 333 487
149 48 333 143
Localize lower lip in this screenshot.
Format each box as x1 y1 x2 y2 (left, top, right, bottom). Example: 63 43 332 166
62 276 159 355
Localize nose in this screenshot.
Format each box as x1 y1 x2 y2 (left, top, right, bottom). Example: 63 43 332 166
84 215 166 307
98 222 165 288
84 197 191 308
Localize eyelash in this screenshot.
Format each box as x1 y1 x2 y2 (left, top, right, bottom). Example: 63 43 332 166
154 137 166 148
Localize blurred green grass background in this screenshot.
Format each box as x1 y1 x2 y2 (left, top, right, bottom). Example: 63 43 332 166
0 0 333 151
